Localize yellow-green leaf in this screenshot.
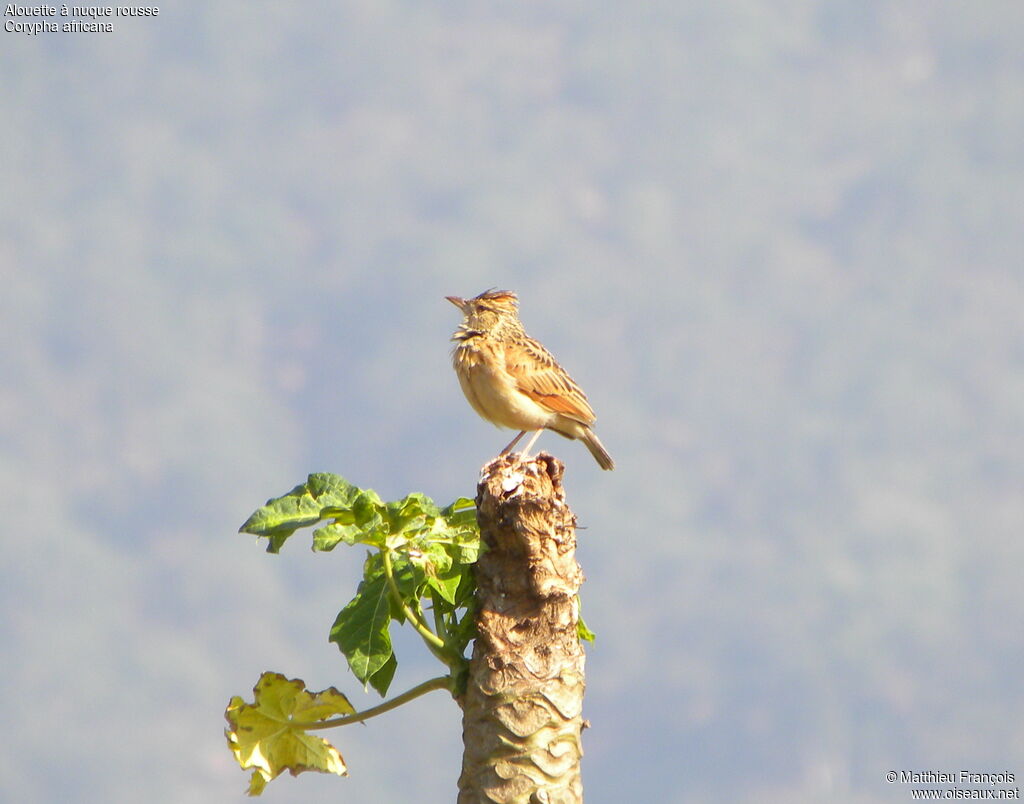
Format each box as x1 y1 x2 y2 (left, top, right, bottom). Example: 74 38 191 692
225 672 356 795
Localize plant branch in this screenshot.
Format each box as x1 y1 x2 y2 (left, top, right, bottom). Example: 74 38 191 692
306 675 453 730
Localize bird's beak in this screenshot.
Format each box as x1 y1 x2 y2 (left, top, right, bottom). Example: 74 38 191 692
445 295 467 310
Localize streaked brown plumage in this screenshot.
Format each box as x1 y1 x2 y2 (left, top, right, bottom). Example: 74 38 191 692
446 289 614 470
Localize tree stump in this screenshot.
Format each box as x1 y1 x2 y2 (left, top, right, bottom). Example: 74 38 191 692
457 453 586 804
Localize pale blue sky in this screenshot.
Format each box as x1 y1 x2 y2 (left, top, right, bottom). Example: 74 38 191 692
2 2 1022 802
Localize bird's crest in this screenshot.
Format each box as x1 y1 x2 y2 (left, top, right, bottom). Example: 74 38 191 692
473 289 518 310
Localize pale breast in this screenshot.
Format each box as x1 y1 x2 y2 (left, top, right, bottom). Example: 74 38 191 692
453 340 554 430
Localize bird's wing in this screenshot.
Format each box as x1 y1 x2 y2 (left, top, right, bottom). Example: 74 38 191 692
504 336 597 424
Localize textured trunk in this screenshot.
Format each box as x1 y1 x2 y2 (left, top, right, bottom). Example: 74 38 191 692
457 453 586 804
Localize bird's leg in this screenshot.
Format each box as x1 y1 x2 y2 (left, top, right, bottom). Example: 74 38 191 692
519 429 544 460
500 430 527 455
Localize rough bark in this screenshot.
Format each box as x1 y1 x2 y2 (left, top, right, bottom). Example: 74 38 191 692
457 453 586 804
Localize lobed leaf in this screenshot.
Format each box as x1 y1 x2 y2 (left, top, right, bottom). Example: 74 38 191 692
240 476 480 558
224 672 354 796
239 474 363 553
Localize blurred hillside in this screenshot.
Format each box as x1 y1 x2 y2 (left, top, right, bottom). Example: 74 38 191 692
1 2 1022 802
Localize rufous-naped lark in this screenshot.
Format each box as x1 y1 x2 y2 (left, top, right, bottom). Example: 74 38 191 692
447 289 614 470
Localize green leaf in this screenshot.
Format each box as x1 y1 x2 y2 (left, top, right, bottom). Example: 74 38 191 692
432 500 481 564
576 596 596 642
407 540 453 576
329 575 394 689
240 476 480 559
441 496 476 516
440 498 477 531
224 672 354 795
367 652 398 697
239 474 363 553
448 530 481 565
405 491 443 517
426 574 460 607
264 532 291 555
424 560 464 606
448 600 478 654
386 492 440 534
451 569 476 608
312 521 363 552
305 472 363 511
351 489 386 537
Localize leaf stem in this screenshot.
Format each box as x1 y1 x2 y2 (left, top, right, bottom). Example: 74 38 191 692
381 549 448 653
430 591 451 642
305 675 452 730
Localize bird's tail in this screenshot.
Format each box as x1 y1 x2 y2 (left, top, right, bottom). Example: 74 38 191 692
581 427 615 470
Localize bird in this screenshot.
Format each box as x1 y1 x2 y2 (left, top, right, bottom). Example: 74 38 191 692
446 289 614 470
